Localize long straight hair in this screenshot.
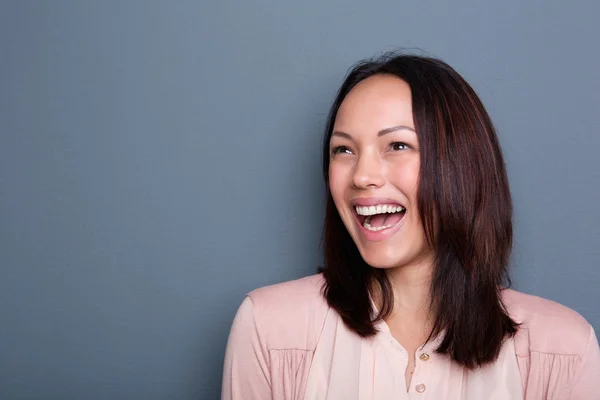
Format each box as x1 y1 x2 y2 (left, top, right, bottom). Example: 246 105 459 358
320 53 518 369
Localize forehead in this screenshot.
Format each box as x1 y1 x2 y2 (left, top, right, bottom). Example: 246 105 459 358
334 74 414 130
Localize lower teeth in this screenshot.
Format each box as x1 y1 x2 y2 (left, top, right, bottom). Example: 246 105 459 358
363 216 396 231
363 222 394 231
362 213 404 232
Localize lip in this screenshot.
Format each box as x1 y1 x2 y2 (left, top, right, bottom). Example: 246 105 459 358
350 197 406 242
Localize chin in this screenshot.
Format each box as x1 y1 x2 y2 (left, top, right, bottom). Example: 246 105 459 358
355 239 433 271
356 246 408 270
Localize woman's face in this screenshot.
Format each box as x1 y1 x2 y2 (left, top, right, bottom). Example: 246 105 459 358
328 74 433 270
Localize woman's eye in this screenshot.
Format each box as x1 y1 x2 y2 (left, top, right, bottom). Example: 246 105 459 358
390 142 409 151
331 146 352 155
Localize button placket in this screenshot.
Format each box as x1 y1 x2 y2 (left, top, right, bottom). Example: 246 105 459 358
412 348 432 395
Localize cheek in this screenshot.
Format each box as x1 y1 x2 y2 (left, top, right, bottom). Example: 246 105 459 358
388 160 420 196
328 163 348 198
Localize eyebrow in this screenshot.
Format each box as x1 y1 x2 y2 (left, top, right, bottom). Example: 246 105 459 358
331 125 415 139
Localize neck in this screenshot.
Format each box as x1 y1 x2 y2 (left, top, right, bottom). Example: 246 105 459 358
387 264 432 313
384 257 434 321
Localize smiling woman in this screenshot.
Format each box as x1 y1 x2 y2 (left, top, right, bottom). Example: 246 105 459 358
221 53 600 399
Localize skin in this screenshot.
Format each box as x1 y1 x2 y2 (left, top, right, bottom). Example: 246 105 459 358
328 74 436 391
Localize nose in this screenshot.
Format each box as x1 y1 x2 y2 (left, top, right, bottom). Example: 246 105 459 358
352 151 386 189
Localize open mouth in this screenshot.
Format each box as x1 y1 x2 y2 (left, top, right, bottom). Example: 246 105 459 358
355 204 406 232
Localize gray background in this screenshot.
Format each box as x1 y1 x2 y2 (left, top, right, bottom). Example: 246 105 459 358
1 0 598 399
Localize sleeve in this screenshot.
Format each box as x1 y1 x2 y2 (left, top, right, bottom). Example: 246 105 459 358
570 326 600 399
222 296 272 400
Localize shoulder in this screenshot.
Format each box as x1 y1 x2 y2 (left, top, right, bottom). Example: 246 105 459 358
502 288 593 356
245 274 330 351
248 273 326 309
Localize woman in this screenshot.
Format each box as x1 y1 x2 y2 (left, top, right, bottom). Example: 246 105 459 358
221 53 600 399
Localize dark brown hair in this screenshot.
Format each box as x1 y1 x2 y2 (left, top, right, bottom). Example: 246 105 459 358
320 53 518 369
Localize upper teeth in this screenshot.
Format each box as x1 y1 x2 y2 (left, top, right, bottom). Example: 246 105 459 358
355 204 405 216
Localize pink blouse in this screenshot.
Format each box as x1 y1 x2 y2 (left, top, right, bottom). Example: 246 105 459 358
222 274 600 399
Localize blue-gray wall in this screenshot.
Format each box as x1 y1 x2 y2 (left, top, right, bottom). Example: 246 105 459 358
1 1 598 399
